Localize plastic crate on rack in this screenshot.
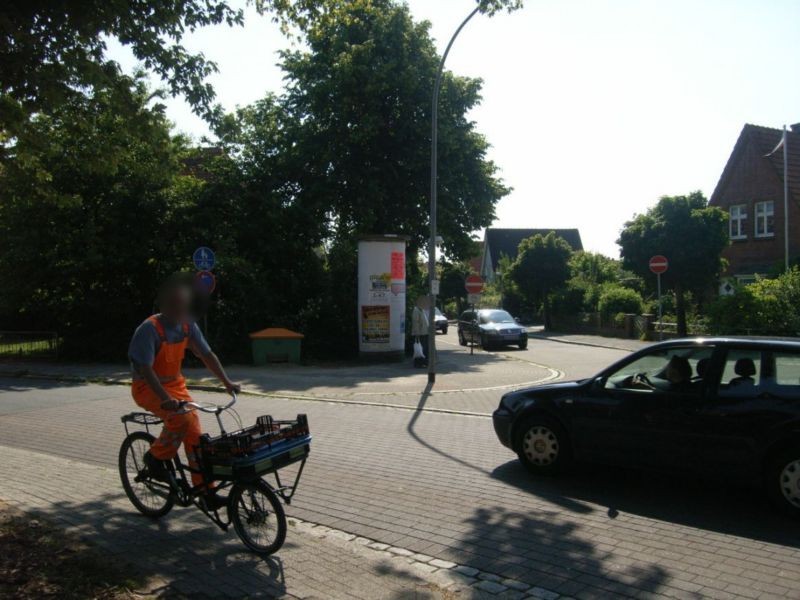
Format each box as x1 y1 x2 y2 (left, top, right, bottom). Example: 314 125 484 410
198 414 311 480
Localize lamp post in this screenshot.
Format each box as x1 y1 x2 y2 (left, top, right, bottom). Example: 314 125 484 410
428 5 481 384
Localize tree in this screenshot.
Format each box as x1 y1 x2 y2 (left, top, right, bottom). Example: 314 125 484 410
0 74 183 357
0 0 342 149
276 0 510 261
617 192 728 336
508 232 573 329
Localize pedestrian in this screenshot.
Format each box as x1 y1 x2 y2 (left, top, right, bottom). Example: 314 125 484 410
127 276 240 510
411 295 430 368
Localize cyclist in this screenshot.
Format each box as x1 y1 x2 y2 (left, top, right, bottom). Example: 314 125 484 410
128 277 240 509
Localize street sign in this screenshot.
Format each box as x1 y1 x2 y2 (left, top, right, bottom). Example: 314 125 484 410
431 279 440 295
649 255 669 274
193 246 216 271
465 275 484 294
649 255 668 341
194 270 216 294
467 293 482 305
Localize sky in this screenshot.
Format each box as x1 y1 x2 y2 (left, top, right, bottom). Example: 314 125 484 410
107 0 800 258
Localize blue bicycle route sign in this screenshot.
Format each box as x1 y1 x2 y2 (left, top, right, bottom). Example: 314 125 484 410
193 247 215 271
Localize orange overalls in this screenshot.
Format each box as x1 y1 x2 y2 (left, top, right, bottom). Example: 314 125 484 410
131 316 205 487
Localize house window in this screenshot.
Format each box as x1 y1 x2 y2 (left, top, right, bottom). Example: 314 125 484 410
729 204 747 239
755 201 774 237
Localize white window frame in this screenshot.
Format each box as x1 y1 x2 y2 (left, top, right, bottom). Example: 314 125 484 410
729 204 747 240
754 201 775 238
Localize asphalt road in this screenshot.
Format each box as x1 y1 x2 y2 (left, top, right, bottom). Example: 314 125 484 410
437 327 629 382
1 339 799 600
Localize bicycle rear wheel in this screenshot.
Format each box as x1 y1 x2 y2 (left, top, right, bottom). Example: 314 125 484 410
118 431 174 518
228 480 286 555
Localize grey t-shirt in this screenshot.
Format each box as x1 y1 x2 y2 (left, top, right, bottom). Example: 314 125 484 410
128 315 212 378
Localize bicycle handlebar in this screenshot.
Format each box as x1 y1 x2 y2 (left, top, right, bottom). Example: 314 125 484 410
180 392 237 415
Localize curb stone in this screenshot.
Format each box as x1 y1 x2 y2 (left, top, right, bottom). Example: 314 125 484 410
292 518 562 599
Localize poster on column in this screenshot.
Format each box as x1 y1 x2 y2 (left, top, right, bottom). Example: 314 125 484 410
361 305 390 343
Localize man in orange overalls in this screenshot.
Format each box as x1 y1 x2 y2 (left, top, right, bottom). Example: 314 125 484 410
128 278 240 509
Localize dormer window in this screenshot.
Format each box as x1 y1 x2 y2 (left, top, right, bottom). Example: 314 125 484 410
729 204 747 240
755 201 775 238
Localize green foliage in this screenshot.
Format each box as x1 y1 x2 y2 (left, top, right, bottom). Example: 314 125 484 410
568 251 621 286
0 0 246 140
0 0 512 361
0 76 181 357
439 261 472 313
617 191 728 335
597 285 644 319
707 268 800 336
508 232 572 327
276 0 509 259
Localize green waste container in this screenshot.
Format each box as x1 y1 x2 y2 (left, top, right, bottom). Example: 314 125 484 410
249 328 304 365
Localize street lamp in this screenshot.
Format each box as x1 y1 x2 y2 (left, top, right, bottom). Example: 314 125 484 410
428 4 482 384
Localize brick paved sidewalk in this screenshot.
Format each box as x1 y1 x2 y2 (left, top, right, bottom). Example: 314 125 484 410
0 445 547 600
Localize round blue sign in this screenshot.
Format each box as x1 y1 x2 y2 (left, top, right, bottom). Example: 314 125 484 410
195 270 216 294
193 247 215 271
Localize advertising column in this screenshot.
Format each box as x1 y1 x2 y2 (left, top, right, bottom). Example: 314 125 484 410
357 235 408 358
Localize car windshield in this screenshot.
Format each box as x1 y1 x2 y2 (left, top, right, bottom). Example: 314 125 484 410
435 308 444 317
479 310 515 324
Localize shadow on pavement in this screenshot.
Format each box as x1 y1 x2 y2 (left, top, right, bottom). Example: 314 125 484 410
491 459 800 550
405 384 491 476
22 492 290 598
454 503 669 598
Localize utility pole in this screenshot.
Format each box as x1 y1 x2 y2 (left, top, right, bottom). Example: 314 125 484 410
428 5 481 384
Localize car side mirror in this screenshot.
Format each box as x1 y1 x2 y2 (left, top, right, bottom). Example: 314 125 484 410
592 377 607 391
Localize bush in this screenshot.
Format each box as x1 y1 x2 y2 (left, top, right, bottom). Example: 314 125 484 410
597 285 644 319
707 268 800 335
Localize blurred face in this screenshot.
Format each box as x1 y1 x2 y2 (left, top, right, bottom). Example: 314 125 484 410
160 284 192 321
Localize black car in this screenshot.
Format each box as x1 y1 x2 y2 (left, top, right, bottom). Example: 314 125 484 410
492 337 800 515
458 309 527 350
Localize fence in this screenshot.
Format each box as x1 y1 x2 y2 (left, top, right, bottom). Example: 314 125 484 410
551 313 707 340
0 331 60 359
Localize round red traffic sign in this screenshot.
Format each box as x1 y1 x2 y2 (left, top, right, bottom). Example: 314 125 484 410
194 270 216 294
465 274 485 294
649 255 669 275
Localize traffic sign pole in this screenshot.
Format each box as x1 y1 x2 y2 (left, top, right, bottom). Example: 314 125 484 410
464 276 484 356
657 272 662 341
648 255 669 341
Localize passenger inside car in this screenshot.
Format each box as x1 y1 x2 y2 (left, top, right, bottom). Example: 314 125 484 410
663 355 692 391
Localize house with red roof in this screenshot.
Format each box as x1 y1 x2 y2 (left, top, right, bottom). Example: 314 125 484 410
710 123 800 283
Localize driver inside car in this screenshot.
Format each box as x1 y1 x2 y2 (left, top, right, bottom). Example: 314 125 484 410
128 276 240 510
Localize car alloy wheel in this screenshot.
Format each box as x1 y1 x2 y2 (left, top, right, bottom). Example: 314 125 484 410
780 458 800 509
522 425 559 466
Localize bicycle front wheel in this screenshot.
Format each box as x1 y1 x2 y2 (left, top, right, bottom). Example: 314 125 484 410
228 481 286 555
118 431 174 518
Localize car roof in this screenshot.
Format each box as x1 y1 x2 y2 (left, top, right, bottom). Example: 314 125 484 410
650 336 800 350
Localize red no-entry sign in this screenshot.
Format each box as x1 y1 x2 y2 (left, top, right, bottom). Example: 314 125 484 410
649 255 669 274
465 275 484 294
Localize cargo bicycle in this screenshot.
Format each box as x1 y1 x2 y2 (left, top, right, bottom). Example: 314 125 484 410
118 393 311 555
